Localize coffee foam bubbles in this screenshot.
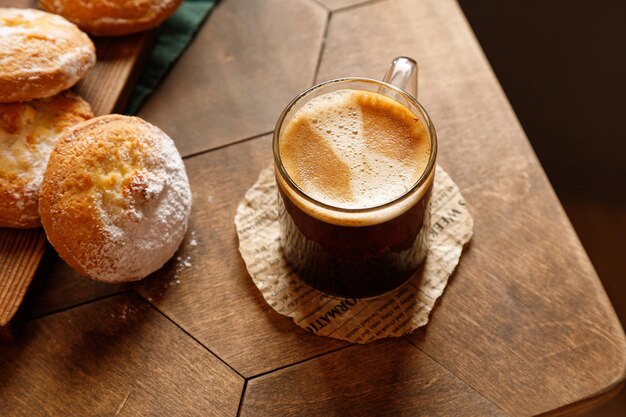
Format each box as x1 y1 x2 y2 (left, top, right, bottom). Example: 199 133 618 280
279 89 430 210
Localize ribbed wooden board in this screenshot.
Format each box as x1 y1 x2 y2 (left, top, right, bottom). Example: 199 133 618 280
0 28 153 342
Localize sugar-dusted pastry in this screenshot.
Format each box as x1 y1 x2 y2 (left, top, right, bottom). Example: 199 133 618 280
38 0 183 36
0 8 95 103
0 91 93 228
39 115 192 283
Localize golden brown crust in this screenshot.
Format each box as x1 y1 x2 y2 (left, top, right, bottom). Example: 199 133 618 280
40 115 149 277
40 114 191 283
0 8 96 103
0 91 93 228
38 0 183 36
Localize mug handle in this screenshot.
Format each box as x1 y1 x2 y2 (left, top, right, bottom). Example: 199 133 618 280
382 56 418 99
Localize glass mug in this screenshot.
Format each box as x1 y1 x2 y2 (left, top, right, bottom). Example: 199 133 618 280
273 57 437 298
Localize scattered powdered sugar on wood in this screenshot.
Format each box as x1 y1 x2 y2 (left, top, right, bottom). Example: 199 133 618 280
188 230 198 247
114 303 139 320
168 229 198 286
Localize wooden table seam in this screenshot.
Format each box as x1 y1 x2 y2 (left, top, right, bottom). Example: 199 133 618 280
327 0 388 13
181 130 273 161
245 344 353 381
25 289 130 323
131 288 248 380
399 161 626 413
402 335 512 416
311 3 331 86
20 137 623 414
134 284 357 383
236 380 248 417
4 0 623 414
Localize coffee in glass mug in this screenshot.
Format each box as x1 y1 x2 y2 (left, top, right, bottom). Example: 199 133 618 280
273 57 437 298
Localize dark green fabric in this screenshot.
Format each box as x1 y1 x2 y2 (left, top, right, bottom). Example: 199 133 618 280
124 0 217 115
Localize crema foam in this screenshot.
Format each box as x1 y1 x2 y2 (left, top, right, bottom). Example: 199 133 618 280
279 89 431 209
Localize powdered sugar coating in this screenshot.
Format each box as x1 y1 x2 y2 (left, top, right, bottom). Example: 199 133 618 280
0 8 95 103
0 91 93 228
40 115 192 283
89 125 191 282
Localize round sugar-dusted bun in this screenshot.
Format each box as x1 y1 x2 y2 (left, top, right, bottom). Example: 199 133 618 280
0 91 93 229
39 115 192 283
0 8 95 103
38 0 183 37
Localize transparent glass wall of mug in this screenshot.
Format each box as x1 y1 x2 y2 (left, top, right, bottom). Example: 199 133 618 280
273 57 438 298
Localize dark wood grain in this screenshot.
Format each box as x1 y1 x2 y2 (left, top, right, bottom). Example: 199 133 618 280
241 338 506 416
25 257 128 319
137 0 328 157
135 135 347 377
406 168 626 416
0 293 244 416
0 0 624 415
316 0 626 412
317 0 535 193
0 4 153 340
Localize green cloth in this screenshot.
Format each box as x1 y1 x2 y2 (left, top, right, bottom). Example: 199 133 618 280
124 0 218 115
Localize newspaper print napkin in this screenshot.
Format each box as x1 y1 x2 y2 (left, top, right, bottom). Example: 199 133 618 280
235 164 473 343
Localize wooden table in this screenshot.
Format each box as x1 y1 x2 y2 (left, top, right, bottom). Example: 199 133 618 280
1 0 625 415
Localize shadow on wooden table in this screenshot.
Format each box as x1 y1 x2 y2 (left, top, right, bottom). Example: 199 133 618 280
312 339 416 415
23 253 130 321
0 292 153 408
